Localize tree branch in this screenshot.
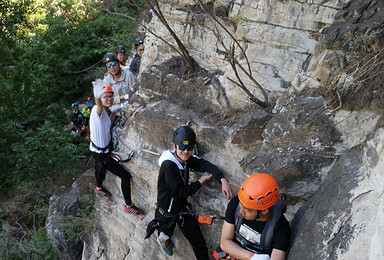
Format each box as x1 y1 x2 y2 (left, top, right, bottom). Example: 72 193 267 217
192 0 269 107
228 45 269 108
193 0 252 74
104 9 184 57
150 0 195 70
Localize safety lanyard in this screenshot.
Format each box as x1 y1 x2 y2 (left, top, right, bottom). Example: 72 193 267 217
180 164 187 185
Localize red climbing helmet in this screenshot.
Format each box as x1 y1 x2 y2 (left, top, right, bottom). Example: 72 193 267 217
102 84 114 94
238 173 279 210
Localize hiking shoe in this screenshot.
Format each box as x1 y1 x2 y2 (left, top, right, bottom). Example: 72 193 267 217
124 204 144 215
157 237 173 256
94 186 112 199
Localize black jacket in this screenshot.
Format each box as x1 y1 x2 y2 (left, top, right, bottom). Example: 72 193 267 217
129 54 141 75
156 150 224 214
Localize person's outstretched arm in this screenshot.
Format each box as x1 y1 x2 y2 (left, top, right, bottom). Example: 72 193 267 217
95 97 103 116
220 178 233 200
188 155 233 200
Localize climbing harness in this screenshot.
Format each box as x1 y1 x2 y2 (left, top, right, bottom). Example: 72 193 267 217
213 199 287 259
234 199 286 255
145 205 224 240
111 150 135 163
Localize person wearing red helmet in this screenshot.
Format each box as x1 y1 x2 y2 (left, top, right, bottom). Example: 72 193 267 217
85 97 93 109
89 79 144 215
219 173 290 260
80 126 87 138
82 105 91 127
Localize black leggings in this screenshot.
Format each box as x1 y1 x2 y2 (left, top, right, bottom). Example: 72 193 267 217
92 152 132 205
155 208 209 260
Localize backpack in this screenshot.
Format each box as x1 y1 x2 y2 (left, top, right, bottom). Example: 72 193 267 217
234 199 286 255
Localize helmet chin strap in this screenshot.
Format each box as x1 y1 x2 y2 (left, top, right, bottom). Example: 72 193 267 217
255 210 260 220
174 145 184 162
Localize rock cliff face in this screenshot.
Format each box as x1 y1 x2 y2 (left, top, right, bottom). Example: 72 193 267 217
290 128 384 260
46 0 384 259
141 0 347 107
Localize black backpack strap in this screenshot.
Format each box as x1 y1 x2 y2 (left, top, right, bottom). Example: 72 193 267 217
260 199 286 254
234 204 243 233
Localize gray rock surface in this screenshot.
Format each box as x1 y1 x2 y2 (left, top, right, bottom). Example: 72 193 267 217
141 0 350 108
240 96 341 201
46 170 93 260
289 128 384 260
46 0 384 259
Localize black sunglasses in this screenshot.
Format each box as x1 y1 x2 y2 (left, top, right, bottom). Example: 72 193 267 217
178 145 194 151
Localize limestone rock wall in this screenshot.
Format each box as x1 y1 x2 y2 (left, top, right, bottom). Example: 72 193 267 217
289 128 384 260
46 0 384 259
82 101 249 260
79 90 383 260
141 0 348 108
46 171 94 260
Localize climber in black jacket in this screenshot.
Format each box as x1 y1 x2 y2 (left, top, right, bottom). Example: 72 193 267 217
155 125 233 260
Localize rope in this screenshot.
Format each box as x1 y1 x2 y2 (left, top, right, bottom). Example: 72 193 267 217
66 59 103 74
111 125 207 175
111 126 160 169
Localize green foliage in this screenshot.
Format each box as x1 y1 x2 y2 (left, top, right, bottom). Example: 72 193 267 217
0 0 145 258
0 0 143 193
0 0 35 67
29 227 60 259
1 0 142 123
1 109 89 197
0 199 58 259
60 193 96 243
